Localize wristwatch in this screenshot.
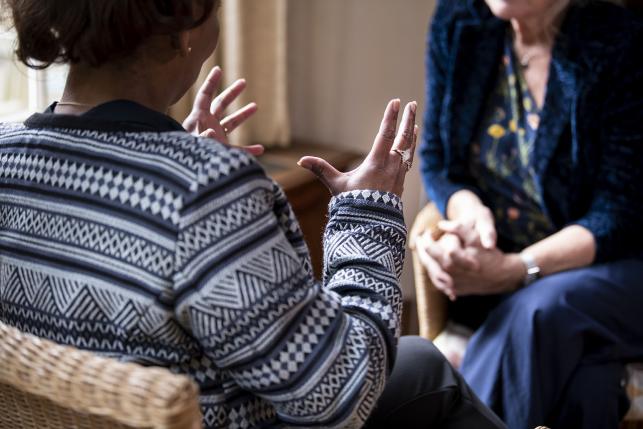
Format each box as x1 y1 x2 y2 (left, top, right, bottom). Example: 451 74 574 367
519 252 541 286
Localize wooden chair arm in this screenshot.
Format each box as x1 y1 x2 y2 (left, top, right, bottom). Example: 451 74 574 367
410 203 449 340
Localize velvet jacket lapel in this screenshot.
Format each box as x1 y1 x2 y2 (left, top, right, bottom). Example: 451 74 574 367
443 0 601 206
444 6 504 177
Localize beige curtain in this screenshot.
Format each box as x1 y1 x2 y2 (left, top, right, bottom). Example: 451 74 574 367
170 0 290 148
0 34 29 119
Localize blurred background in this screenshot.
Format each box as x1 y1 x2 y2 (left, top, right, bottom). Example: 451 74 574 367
285 0 435 332
0 0 438 333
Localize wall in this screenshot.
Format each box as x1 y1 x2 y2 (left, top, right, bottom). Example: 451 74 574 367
288 0 436 330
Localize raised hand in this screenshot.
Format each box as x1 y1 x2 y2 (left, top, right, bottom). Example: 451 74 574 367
298 99 418 197
183 66 263 155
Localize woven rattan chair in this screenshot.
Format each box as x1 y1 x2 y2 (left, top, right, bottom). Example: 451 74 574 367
410 203 643 429
0 320 202 429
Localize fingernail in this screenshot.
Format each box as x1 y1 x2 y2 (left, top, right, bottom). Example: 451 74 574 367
411 102 417 113
297 158 309 168
393 99 400 112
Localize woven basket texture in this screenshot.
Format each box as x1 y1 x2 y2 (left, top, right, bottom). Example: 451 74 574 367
0 320 202 429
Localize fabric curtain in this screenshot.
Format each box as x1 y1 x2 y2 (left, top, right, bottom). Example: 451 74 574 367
0 34 29 118
170 0 290 148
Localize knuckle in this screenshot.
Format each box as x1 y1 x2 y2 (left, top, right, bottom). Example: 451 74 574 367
311 164 325 178
380 130 396 142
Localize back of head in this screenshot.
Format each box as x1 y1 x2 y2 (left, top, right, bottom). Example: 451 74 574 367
1 0 216 69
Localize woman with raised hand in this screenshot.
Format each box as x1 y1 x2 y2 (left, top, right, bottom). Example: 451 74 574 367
0 0 505 427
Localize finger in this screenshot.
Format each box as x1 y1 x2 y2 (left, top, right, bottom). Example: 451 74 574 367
422 231 472 276
297 156 342 195
242 144 265 156
369 99 401 160
221 102 258 133
409 224 426 250
431 265 456 301
437 220 465 236
440 234 462 269
438 219 478 247
440 234 480 271
393 123 420 187
476 209 497 249
211 78 247 117
392 101 417 151
421 231 445 262
200 129 218 139
416 240 456 301
194 66 222 112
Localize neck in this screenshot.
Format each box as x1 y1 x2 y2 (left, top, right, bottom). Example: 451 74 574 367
60 62 175 114
511 1 571 46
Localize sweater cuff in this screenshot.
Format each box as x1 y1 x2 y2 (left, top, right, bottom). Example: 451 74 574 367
329 190 404 213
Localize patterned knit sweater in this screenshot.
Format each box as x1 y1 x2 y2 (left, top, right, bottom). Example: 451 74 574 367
0 102 406 429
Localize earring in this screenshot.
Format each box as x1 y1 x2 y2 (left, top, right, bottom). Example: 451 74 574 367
188 47 193 54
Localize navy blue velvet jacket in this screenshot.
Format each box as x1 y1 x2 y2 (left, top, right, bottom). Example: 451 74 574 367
420 0 643 263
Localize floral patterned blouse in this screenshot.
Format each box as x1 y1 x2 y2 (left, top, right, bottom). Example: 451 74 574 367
469 36 556 251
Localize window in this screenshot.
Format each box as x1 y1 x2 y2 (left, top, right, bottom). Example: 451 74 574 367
0 29 66 122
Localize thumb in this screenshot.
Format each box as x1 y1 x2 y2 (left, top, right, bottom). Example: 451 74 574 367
437 220 465 236
297 156 342 194
200 128 217 139
476 214 497 249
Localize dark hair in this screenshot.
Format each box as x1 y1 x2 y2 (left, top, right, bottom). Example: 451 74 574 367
1 0 217 69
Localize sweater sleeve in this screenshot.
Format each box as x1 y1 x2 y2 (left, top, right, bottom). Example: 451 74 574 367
173 146 406 428
572 26 643 263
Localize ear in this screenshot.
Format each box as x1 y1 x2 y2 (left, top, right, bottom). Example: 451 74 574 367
177 31 191 57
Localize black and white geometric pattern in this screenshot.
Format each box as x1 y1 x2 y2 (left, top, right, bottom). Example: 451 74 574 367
0 123 407 429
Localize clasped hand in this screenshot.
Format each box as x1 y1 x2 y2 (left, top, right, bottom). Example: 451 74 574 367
414 207 524 301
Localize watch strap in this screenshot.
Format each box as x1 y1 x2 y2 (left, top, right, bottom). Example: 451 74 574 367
520 252 541 286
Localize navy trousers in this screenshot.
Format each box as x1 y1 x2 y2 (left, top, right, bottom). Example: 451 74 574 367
459 259 643 429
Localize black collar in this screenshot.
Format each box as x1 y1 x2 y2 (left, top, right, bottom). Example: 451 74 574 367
24 99 185 133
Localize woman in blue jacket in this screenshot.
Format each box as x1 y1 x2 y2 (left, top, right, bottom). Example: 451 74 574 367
415 0 643 428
